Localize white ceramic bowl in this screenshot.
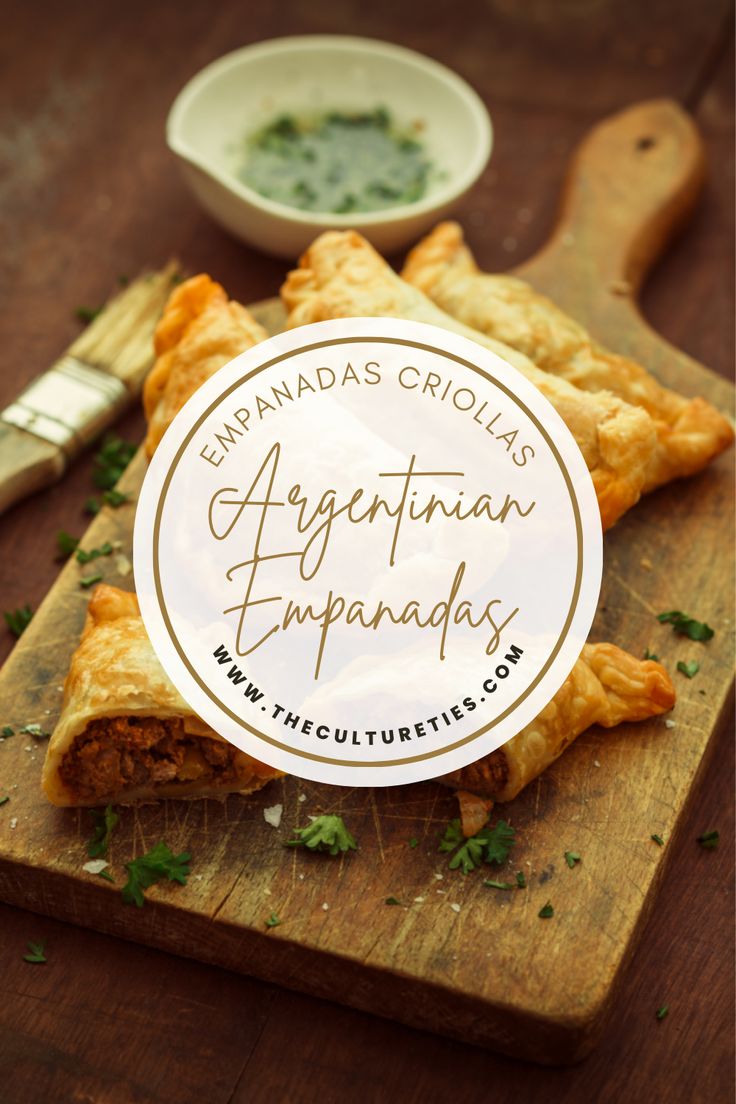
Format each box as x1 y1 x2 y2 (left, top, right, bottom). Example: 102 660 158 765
167 35 492 259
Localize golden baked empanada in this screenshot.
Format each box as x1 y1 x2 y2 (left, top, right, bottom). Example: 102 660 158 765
442 642 675 801
281 230 659 531
403 223 734 490
42 586 283 806
143 274 267 457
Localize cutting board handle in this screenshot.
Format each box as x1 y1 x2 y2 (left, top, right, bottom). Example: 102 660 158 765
515 99 706 295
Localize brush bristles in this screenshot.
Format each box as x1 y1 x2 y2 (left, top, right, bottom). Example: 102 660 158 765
68 261 180 393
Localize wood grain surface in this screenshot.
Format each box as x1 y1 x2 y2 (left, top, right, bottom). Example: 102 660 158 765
0 1 733 1101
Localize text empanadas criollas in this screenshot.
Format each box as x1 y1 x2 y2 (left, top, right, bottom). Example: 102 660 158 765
42 586 283 806
403 223 734 490
443 641 675 802
143 274 267 458
281 230 659 531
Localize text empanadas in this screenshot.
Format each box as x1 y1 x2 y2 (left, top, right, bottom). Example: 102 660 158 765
42 586 283 806
443 641 675 801
281 230 659 531
403 222 734 490
143 274 267 458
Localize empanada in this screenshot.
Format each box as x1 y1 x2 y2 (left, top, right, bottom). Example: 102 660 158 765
42 585 283 806
403 223 734 490
143 274 267 457
443 641 675 801
281 230 659 530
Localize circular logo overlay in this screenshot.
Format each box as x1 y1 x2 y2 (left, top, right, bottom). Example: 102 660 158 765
135 318 602 786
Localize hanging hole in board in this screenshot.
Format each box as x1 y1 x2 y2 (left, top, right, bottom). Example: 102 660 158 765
636 136 657 151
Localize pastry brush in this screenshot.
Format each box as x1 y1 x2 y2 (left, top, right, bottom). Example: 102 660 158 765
0 263 179 515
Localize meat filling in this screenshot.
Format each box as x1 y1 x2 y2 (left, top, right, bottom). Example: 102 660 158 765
59 715 241 800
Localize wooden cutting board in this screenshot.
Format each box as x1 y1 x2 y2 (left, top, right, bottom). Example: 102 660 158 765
0 101 732 1065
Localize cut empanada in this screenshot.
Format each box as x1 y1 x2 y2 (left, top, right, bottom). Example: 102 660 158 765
402 222 734 490
281 230 659 531
143 274 267 457
442 642 675 801
42 585 283 807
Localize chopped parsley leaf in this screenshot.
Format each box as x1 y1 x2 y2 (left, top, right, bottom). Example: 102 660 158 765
515 871 527 889
697 830 719 850
651 834 664 846
657 611 714 642
2 725 14 737
19 723 49 739
656 1005 669 1021
97 869 115 883
121 842 191 907
385 896 401 905
643 648 659 661
285 814 357 856
92 436 136 491
483 879 515 890
76 541 113 565
265 913 282 928
564 851 581 868
80 574 103 590
676 660 700 679
4 605 33 638
23 940 47 964
84 497 101 516
0 796 9 806
55 530 80 560
538 902 554 919
75 305 102 324
103 489 131 508
439 817 515 874
87 804 119 858
408 837 418 848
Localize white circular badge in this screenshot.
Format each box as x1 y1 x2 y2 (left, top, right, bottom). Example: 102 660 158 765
134 318 602 786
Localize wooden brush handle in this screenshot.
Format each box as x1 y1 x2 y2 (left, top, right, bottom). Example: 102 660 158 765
515 98 706 299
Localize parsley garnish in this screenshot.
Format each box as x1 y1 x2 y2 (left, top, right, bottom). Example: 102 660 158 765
651 834 664 846
4 605 33 638
516 871 527 889
55 530 79 560
92 436 136 490
385 896 401 905
408 837 418 849
76 541 113 565
2 725 14 737
676 660 699 679
75 305 103 324
657 611 714 642
87 805 119 858
697 830 719 850
19 723 49 739
439 817 515 874
80 574 103 590
84 497 101 516
483 879 515 890
97 869 115 883
23 940 46 964
121 842 191 907
103 489 131 508
265 913 282 928
643 648 659 661
286 814 357 855
564 851 581 868
0 796 9 806
656 1005 669 1021
538 902 554 919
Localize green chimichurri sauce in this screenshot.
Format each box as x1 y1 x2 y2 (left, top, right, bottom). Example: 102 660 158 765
238 107 433 214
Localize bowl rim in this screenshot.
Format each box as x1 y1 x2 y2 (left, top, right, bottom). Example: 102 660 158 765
167 34 493 228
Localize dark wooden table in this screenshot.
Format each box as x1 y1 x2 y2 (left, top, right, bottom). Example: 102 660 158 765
1 2 733 1101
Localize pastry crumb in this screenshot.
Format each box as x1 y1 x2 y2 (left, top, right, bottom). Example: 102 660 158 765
449 903 461 913
9 817 17 829
593 759 601 768
83 859 109 875
298 793 307 803
640 557 653 570
321 902 329 911
263 803 283 828
665 719 676 729
414 896 425 903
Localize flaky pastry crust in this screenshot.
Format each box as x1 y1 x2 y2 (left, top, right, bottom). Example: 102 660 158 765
41 586 282 806
143 274 267 457
403 223 734 490
442 642 675 801
281 230 659 530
